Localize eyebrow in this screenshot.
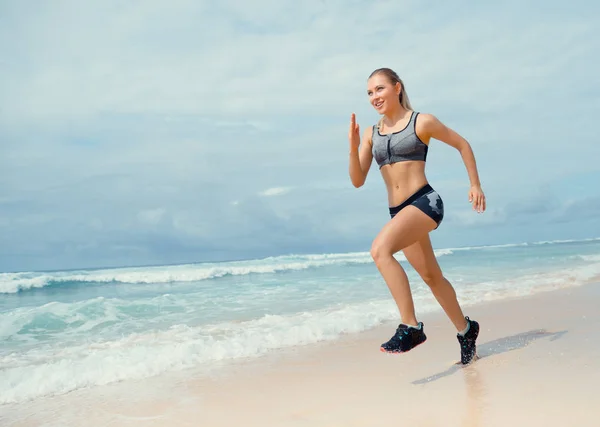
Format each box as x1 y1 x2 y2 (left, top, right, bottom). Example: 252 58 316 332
367 85 384 93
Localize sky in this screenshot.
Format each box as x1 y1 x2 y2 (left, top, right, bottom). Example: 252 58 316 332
1 0 599 272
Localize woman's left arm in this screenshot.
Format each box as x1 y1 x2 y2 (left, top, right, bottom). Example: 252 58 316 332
419 114 486 213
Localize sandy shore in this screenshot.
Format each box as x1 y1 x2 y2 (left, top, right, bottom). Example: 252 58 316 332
3 283 600 427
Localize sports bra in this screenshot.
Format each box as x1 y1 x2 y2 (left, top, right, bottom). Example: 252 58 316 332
371 111 428 168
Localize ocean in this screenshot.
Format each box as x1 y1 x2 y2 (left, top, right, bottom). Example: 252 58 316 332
1 238 600 405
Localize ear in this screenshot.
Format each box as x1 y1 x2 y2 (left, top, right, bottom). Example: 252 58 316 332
395 82 402 96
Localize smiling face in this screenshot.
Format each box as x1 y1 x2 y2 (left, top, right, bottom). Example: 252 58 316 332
367 73 401 115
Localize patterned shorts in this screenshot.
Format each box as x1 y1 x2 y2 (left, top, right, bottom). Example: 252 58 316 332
389 184 444 229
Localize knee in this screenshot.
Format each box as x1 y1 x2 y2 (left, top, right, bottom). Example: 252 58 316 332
371 239 394 265
370 239 393 265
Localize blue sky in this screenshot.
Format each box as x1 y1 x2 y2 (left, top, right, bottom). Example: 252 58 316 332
1 0 599 272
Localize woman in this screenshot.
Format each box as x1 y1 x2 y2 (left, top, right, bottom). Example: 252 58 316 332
348 67 486 365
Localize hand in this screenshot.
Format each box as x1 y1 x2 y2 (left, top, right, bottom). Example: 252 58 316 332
469 185 486 213
348 113 360 152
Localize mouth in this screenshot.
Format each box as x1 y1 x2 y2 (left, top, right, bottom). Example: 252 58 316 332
374 100 384 109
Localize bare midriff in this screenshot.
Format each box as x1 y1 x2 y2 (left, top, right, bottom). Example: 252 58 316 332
380 160 429 207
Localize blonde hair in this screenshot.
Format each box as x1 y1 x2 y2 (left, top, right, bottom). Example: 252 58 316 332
369 68 413 131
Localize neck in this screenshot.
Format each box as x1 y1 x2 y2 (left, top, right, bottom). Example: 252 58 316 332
383 105 409 125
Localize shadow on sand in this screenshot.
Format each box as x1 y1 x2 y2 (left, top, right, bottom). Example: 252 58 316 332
411 329 568 385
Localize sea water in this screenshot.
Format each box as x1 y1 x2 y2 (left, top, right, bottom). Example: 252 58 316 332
1 238 600 405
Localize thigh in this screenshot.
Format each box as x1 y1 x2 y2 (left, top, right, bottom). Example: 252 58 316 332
402 234 443 281
373 205 438 254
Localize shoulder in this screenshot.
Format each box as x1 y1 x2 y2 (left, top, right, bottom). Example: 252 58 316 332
413 112 446 143
414 112 440 127
414 112 446 135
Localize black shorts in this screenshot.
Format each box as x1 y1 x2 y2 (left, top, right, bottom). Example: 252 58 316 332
389 183 444 229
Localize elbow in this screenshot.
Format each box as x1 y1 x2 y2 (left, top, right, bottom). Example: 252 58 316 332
349 167 366 188
458 140 472 153
351 177 365 188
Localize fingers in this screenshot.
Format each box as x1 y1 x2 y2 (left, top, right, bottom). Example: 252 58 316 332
475 194 486 213
349 113 360 138
469 191 486 213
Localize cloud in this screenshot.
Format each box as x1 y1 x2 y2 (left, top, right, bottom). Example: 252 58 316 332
259 187 293 197
137 208 167 226
2 0 596 129
551 197 600 224
446 193 600 230
1 0 599 272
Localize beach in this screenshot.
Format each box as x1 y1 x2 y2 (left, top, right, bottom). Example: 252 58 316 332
2 281 600 427
2 239 600 426
3 1 599 425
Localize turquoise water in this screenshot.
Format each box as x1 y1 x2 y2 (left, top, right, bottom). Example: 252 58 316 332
1 238 599 404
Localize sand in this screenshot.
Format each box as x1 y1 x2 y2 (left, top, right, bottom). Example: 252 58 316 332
2 283 600 427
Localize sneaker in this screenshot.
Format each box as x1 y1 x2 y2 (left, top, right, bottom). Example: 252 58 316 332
380 322 427 353
457 317 479 364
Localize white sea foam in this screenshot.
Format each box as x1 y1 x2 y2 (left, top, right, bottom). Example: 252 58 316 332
532 237 600 245
0 298 410 404
3 235 599 294
0 250 455 294
576 254 600 262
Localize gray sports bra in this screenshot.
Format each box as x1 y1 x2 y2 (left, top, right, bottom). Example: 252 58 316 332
371 111 428 168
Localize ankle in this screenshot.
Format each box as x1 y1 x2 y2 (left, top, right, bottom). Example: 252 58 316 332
402 321 422 330
457 319 470 336
402 319 419 328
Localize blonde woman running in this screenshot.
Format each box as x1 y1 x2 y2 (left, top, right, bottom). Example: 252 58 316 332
348 68 486 364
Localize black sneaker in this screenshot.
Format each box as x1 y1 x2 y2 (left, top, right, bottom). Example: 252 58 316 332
457 317 479 364
380 322 427 353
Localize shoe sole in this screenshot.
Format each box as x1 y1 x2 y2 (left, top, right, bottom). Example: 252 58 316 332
379 337 427 354
455 353 480 365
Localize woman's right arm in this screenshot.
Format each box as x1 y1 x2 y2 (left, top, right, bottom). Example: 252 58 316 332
348 114 373 188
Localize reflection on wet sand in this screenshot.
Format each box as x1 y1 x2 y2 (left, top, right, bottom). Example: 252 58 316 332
461 360 486 427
